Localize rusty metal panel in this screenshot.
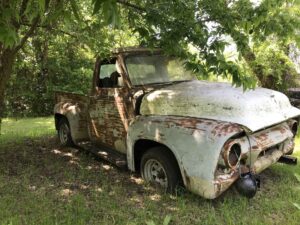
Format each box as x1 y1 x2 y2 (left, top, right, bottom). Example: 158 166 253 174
54 92 89 143
127 115 244 198
140 80 300 132
127 115 296 199
213 122 294 198
88 88 135 153
53 49 300 199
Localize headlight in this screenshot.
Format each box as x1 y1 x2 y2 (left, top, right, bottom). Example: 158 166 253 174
290 121 298 137
220 141 242 168
287 119 298 137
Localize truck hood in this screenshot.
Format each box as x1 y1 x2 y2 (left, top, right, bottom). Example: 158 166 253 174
140 80 300 132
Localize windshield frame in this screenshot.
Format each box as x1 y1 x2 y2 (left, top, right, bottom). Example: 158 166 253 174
123 53 195 87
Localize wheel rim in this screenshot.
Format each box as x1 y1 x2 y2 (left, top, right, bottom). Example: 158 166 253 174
143 159 168 188
59 124 69 145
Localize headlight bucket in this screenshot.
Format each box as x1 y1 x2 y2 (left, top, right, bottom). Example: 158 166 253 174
288 119 298 137
291 121 298 137
222 141 242 168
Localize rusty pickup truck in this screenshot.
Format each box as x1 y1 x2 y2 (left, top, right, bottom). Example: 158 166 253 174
54 47 300 199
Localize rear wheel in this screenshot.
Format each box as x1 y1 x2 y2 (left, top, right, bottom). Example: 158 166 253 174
58 118 74 147
141 147 181 193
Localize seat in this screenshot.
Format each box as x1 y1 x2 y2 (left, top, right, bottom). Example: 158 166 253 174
110 71 121 87
100 77 113 88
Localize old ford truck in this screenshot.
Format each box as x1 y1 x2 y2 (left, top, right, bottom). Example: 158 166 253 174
54 47 300 199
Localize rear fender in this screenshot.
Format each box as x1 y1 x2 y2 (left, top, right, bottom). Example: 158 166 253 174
54 93 89 143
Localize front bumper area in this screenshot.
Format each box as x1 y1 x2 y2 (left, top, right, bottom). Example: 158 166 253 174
188 122 295 199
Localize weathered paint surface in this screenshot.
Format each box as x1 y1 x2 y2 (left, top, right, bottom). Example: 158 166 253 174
54 92 89 143
212 122 294 197
127 116 244 198
54 47 300 199
127 116 295 199
140 80 300 132
88 88 135 153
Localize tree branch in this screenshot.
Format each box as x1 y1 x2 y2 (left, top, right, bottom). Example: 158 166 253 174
19 22 78 39
116 0 146 12
13 0 30 29
19 0 29 17
13 16 40 54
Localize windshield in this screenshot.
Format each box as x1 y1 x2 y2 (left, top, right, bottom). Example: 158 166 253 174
125 55 195 85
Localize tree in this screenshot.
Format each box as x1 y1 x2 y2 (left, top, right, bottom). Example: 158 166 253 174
0 0 69 130
2 0 140 118
92 0 300 88
1 0 300 125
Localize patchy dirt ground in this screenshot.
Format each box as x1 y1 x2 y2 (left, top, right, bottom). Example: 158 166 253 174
0 136 300 225
1 136 146 197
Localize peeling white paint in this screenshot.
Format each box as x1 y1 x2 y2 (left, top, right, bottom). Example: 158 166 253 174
140 80 300 132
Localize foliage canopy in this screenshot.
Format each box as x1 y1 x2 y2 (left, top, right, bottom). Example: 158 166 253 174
0 0 299 117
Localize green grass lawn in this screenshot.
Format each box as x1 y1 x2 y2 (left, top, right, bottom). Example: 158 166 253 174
0 117 300 225
0 117 55 144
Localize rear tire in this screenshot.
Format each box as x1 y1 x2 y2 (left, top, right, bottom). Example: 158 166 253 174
58 118 74 147
141 146 181 193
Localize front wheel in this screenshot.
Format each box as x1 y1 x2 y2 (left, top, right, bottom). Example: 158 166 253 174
141 147 181 193
58 118 74 147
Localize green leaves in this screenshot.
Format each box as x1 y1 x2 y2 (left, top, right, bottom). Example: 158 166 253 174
0 26 18 48
1 0 298 93
70 0 81 21
92 0 103 15
38 0 46 12
92 0 121 28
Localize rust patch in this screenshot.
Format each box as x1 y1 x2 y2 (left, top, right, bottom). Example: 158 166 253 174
88 87 135 152
270 126 287 134
150 117 201 130
254 133 268 142
211 123 243 137
149 116 243 137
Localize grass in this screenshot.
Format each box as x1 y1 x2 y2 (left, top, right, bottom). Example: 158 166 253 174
0 117 300 224
0 117 55 144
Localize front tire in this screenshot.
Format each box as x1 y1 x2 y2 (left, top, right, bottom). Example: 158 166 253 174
141 147 181 193
58 118 74 147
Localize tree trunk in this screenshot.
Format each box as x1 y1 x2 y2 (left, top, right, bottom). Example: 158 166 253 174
32 36 49 115
0 49 16 134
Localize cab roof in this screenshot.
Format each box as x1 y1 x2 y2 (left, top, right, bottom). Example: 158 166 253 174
112 47 162 55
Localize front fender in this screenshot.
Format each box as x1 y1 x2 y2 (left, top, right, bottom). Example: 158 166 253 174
127 115 244 198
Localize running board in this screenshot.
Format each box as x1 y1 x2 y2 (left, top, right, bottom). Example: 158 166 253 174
77 142 127 169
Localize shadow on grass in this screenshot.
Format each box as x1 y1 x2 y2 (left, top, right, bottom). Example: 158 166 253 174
2 136 297 198
0 135 300 224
